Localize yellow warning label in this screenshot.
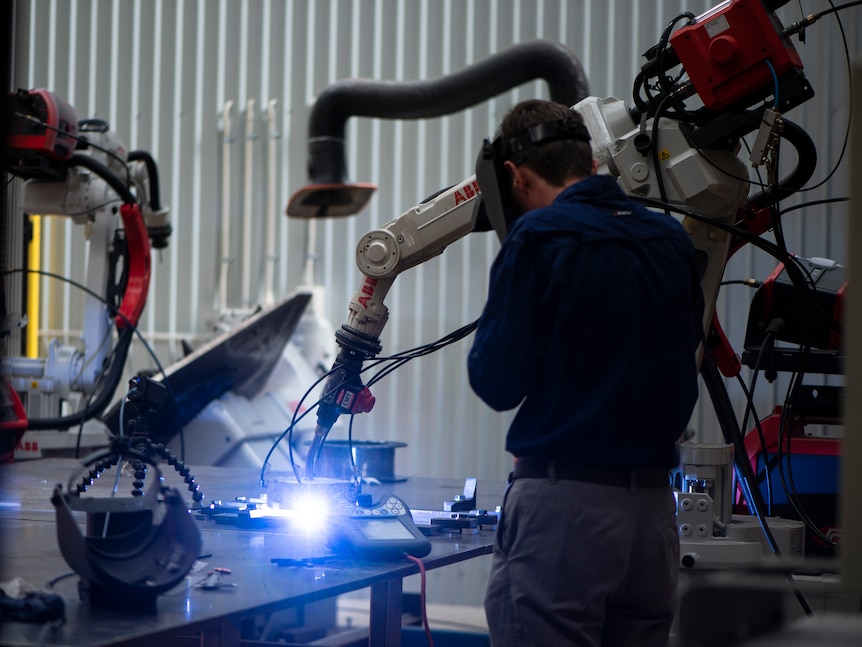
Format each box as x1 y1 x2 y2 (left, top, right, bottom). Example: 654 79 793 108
659 149 671 161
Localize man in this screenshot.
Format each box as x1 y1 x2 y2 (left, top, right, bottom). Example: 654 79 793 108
469 99 704 647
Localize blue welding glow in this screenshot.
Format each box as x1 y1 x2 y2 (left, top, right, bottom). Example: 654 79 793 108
256 491 332 534
289 492 330 534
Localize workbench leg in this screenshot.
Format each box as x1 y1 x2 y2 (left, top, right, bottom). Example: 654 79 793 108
370 578 402 647
199 619 241 647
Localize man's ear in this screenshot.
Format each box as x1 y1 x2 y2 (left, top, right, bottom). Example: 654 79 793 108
504 160 527 191
503 159 518 181
591 158 599 175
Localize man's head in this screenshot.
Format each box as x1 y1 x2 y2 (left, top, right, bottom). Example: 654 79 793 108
498 99 596 213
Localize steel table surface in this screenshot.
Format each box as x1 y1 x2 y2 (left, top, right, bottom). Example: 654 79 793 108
0 458 501 647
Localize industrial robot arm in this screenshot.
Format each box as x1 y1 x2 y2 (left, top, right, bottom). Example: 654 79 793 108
307 178 484 474
2 89 170 433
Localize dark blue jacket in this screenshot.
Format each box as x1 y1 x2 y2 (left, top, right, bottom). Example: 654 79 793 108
468 174 704 469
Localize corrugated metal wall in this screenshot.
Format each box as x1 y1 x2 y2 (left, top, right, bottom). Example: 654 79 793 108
8 0 858 487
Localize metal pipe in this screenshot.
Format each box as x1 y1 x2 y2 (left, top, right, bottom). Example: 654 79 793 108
264 98 279 306
242 98 256 308
218 100 234 312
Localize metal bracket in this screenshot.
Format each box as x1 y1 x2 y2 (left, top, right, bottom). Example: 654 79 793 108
444 477 477 512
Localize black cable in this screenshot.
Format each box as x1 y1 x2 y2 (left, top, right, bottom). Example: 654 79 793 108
28 325 134 431
265 366 332 485
44 572 76 590
735 374 774 514
736 325 784 515
639 12 696 119
649 96 673 213
774 352 838 549
367 320 479 387
819 0 862 15
656 14 694 98
633 197 837 335
69 153 135 204
127 150 162 210
632 71 650 115
775 378 832 546
764 129 789 254
738 328 775 458
699 333 774 540
720 279 762 288
778 196 849 217
786 1 853 194
785 0 862 30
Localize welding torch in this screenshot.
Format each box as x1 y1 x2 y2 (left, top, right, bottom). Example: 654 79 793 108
306 325 381 479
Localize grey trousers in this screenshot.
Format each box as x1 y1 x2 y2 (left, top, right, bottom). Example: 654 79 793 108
484 477 679 647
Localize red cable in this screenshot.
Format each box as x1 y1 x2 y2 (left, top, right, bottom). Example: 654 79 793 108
405 554 435 647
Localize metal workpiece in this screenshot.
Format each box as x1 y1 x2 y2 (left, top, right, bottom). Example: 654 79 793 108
264 475 356 509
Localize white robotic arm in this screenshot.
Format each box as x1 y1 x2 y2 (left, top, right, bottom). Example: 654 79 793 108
304 178 484 477
576 95 750 335
340 176 483 340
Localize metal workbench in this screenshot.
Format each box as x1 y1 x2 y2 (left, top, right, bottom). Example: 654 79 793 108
0 458 501 646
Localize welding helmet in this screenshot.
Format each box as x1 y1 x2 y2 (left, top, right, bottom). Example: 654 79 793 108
474 112 591 242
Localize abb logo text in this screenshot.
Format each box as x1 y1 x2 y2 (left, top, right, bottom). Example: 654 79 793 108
358 276 378 308
453 180 480 205
16 440 39 453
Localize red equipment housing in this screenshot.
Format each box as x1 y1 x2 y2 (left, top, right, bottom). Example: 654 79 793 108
670 0 805 110
745 257 847 352
5 88 79 178
0 379 28 464
738 406 842 554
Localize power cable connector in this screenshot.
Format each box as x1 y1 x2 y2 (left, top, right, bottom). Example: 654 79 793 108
783 14 820 40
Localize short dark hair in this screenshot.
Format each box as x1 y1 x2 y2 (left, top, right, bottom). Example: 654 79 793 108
499 99 593 185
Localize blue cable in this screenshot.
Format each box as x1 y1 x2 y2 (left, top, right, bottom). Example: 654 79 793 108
765 58 780 107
